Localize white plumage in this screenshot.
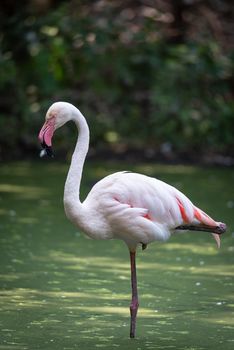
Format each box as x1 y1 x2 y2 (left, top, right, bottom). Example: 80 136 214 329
38 101 226 338
81 172 192 246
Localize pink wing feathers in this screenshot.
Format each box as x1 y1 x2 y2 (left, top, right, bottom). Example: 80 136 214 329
176 198 222 247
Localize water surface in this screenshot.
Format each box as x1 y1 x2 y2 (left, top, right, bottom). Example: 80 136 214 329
0 161 233 349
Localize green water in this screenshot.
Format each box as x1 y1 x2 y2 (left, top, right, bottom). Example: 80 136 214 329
0 161 233 350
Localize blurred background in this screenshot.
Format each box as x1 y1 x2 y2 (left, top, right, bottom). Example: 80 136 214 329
0 0 234 164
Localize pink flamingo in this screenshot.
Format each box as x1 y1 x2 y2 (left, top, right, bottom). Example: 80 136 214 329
38 102 226 338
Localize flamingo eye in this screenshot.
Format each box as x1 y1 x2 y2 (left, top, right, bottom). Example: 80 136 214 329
46 111 57 120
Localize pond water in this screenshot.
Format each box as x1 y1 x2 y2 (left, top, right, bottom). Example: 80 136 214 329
0 161 233 350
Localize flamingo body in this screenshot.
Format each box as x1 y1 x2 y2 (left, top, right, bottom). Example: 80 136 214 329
38 102 226 338
71 171 216 250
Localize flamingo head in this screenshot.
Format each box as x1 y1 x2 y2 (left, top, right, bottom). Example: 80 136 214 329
38 102 72 157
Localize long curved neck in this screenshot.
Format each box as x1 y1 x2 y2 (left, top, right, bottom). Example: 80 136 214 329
64 106 89 216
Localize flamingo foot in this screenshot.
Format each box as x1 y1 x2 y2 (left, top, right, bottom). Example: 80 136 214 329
212 233 221 248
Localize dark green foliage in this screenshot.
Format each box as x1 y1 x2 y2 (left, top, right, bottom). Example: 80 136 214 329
0 1 233 160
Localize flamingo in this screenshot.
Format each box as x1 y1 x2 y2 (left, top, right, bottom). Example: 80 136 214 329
38 102 226 338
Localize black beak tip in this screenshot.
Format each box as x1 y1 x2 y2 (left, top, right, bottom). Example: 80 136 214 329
46 146 54 158
40 142 54 158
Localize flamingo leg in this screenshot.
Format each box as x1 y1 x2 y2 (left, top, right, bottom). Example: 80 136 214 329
129 250 139 338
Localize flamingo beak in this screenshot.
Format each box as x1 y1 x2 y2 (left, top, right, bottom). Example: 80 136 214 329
38 117 55 157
